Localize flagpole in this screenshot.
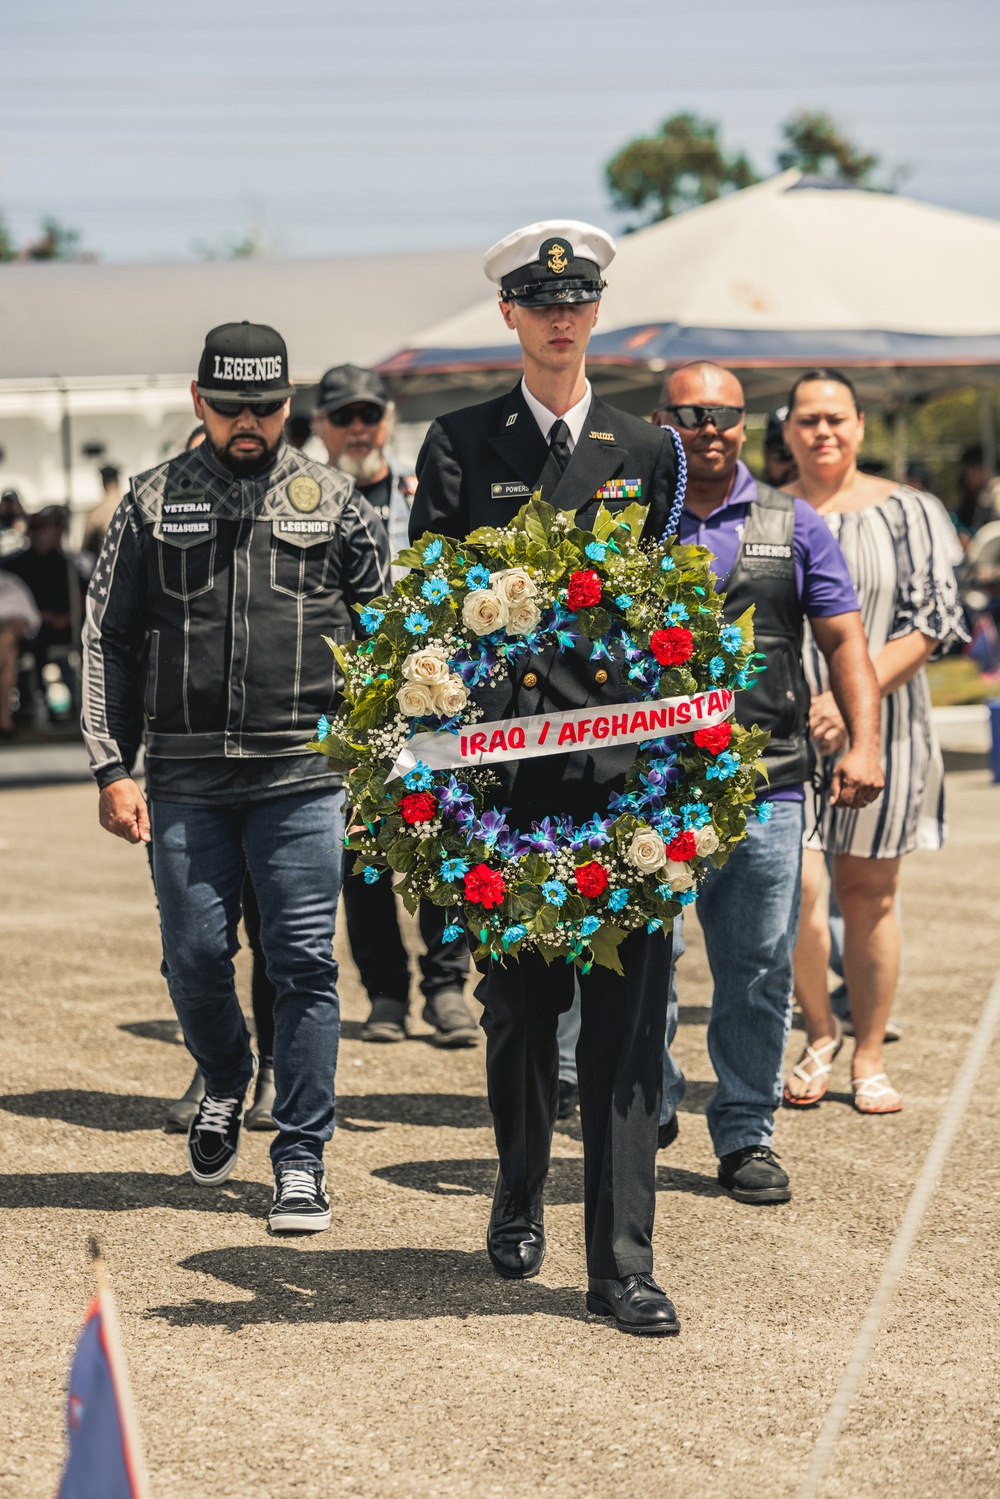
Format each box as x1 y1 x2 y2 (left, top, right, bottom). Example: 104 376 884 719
87 1237 153 1499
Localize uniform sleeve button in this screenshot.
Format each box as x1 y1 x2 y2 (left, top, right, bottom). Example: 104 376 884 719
522 671 538 689
594 668 609 684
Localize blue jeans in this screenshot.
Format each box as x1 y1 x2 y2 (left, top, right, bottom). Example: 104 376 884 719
148 788 345 1170
663 801 804 1157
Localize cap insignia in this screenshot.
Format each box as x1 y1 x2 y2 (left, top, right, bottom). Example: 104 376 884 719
287 475 322 513
547 243 568 274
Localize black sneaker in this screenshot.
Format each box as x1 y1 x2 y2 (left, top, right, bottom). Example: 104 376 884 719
657 1114 679 1151
268 1164 331 1233
557 1079 579 1120
422 990 479 1048
187 1055 256 1186
360 997 408 1042
717 1145 791 1205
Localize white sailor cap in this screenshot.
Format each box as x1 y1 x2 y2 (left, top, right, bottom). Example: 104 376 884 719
483 220 615 305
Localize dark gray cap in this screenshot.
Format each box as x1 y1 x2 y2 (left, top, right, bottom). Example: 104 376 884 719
315 364 389 414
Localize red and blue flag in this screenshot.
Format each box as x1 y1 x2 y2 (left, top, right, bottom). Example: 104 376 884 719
58 1293 148 1499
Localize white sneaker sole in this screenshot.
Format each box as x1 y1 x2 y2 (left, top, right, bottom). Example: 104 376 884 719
268 1207 331 1233
188 1129 243 1186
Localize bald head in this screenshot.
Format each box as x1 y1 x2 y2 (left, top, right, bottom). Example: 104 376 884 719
662 361 745 408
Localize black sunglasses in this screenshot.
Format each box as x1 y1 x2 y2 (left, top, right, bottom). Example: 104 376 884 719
664 404 745 432
322 403 385 428
205 397 287 418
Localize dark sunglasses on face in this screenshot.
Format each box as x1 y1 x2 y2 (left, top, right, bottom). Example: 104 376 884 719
664 404 745 432
323 403 385 428
205 397 286 418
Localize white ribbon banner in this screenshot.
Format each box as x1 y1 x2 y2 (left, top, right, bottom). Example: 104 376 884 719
390 688 735 780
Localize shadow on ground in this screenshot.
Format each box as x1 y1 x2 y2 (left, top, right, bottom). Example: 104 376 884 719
371 1157 722 1202
119 1017 374 1047
337 1093 493 1131
150 1246 587 1329
0 1089 170 1131
0 1171 270 1215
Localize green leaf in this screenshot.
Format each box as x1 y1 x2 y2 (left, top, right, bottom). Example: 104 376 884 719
524 498 555 545
586 923 627 975
386 836 417 873
533 903 559 936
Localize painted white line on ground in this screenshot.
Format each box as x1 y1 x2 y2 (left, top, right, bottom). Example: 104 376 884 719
796 964 1000 1499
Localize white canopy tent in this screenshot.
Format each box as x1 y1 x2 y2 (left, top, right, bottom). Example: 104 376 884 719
380 172 1000 453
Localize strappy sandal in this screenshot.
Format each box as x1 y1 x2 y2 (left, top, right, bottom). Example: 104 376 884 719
852 1073 902 1115
783 1016 844 1108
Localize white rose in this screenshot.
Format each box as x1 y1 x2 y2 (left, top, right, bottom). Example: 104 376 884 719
663 859 697 892
694 824 720 856
397 681 435 717
627 827 667 874
463 589 509 636
491 567 538 608
506 599 542 637
402 646 450 685
433 676 469 716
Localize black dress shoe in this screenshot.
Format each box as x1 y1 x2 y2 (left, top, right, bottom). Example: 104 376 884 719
586 1274 680 1336
717 1145 791 1205
486 1169 545 1279
557 1079 579 1120
657 1114 679 1150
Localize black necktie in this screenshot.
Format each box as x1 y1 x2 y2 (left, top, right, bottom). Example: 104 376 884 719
548 418 571 474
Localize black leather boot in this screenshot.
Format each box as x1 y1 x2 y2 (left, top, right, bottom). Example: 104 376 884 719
486 1168 546 1279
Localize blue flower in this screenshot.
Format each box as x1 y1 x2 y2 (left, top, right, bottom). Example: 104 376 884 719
362 866 381 885
422 539 443 563
647 918 663 934
580 915 601 936
756 799 774 824
660 556 675 573
442 923 464 943
404 612 432 636
440 856 470 882
421 577 451 604
437 776 474 819
677 889 697 906
681 801 712 829
665 602 689 625
585 541 607 562
502 923 527 948
709 655 725 682
615 594 633 610
720 624 743 654
705 750 740 781
736 666 752 688
403 761 433 791
608 889 629 913
315 714 332 742
470 808 509 848
359 606 384 633
465 564 491 589
525 817 562 856
608 790 640 815
542 880 568 907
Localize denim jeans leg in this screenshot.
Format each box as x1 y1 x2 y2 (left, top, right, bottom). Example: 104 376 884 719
701 802 804 1158
556 975 583 1085
660 915 687 1125
148 800 253 1098
242 789 345 1171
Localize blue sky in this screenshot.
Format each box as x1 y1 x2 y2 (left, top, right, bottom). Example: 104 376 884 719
3 0 998 262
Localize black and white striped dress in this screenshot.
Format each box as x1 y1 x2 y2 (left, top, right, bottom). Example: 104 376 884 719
803 487 966 859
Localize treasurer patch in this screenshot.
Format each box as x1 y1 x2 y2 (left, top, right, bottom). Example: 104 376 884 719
287 475 322 513
160 520 212 535
593 478 641 501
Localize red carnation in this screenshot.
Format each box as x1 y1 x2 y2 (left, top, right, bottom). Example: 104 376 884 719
574 861 609 898
463 863 506 909
650 627 694 667
399 792 437 825
693 722 733 755
665 831 697 863
567 569 603 610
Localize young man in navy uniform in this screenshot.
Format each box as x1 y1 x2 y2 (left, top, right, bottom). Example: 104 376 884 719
410 221 682 1335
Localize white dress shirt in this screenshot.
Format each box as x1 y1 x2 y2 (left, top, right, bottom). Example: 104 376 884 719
520 377 592 454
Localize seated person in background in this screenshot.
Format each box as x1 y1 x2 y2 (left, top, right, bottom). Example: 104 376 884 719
0 570 41 736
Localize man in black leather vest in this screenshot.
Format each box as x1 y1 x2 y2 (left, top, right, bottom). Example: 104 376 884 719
652 362 883 1205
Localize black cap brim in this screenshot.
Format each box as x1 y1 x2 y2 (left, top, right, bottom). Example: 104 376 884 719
196 384 294 403
501 280 604 307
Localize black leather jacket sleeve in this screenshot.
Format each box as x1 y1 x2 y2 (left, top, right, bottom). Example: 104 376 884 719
80 501 146 790
338 492 393 613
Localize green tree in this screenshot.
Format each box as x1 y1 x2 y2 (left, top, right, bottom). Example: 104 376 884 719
605 113 759 225
776 111 899 187
22 216 83 261
0 213 16 262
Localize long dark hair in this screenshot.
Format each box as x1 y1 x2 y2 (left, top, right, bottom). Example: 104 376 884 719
787 368 862 414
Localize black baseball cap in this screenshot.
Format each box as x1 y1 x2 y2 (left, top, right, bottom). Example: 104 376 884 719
764 406 790 450
315 364 389 415
196 321 294 404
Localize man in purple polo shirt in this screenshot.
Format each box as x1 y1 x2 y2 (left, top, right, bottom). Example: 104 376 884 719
652 361 883 1204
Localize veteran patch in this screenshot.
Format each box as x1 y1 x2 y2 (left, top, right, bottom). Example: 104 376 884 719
287 475 322 513
163 489 210 515
491 481 532 499
593 478 642 501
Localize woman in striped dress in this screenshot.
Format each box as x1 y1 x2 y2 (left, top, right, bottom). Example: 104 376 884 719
780 371 965 1115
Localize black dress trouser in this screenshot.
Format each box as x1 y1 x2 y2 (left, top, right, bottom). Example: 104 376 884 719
341 851 469 1005
476 927 671 1280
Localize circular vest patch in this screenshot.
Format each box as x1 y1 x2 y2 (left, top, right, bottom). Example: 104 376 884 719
287 475 322 513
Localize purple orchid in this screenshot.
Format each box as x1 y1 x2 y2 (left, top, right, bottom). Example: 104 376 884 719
523 817 562 855
437 776 475 821
469 808 509 848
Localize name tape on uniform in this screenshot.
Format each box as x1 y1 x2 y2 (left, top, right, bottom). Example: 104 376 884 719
389 688 734 780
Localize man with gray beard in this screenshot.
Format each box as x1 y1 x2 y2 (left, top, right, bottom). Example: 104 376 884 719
313 364 475 1048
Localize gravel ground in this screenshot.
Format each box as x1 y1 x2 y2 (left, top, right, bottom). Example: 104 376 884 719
0 774 998 1499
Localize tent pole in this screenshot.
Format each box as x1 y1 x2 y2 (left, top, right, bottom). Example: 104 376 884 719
892 400 908 484
978 388 997 479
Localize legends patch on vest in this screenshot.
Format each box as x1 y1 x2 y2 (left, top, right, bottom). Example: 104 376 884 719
743 541 792 560
593 478 641 501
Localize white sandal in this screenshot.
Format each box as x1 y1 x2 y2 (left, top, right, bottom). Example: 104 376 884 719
852 1073 902 1115
783 1016 844 1108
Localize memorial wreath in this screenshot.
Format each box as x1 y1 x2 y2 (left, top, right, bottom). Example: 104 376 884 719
311 495 768 973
